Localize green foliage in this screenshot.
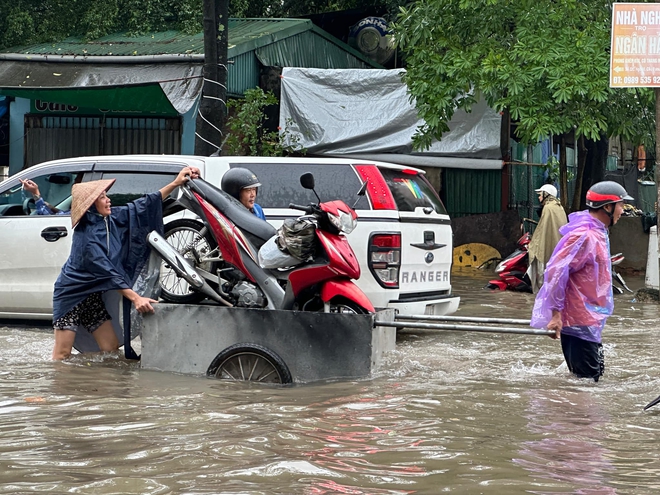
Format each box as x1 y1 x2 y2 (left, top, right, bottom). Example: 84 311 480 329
394 0 655 151
0 0 409 49
0 0 203 49
223 88 305 157
544 156 574 183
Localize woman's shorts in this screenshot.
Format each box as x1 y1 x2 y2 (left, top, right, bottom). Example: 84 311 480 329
53 292 112 333
560 333 604 382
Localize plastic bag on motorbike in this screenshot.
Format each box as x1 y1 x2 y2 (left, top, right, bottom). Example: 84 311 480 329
259 235 303 269
277 217 318 262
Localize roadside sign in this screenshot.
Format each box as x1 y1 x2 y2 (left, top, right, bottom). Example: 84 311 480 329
610 3 660 87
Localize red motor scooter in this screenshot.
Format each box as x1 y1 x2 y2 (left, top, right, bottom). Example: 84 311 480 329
485 233 632 295
485 232 532 292
149 173 374 314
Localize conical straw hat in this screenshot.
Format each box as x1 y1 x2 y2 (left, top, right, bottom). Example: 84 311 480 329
70 179 116 228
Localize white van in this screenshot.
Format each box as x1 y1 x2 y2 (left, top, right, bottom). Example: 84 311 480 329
0 155 459 319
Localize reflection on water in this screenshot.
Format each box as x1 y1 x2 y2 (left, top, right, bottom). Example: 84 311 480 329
515 390 616 494
2 272 660 494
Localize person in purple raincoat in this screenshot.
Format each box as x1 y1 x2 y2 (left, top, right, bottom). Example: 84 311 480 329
530 181 633 381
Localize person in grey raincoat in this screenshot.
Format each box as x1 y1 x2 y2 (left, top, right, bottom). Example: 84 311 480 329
527 184 568 293
51 167 200 360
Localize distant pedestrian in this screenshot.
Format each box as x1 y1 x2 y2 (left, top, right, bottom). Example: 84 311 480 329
51 167 200 360
527 184 567 293
530 181 632 381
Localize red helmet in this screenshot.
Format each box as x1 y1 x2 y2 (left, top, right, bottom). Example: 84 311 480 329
585 181 633 209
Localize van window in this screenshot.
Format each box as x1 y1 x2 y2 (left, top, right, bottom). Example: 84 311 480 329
379 169 447 214
233 163 371 210
100 172 176 206
0 171 82 215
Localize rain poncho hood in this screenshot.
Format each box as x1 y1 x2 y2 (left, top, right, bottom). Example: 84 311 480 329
53 192 164 321
530 210 613 343
528 197 568 265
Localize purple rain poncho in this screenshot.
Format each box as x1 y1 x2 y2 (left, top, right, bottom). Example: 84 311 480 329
530 210 613 343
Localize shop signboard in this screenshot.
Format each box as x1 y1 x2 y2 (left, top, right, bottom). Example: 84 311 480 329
610 2 660 87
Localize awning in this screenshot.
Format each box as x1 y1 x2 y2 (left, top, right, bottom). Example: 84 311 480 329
324 153 504 170
0 60 203 115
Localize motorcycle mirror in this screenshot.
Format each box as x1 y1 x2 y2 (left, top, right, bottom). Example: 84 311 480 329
300 173 315 190
356 180 368 197
352 180 368 209
300 173 321 203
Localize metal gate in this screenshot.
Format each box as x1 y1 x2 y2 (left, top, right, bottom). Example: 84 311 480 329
24 115 181 168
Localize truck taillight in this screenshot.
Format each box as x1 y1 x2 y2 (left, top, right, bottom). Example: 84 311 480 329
368 233 401 288
354 164 397 210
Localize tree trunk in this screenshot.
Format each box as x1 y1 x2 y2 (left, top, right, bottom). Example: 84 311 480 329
571 135 588 212
559 134 569 214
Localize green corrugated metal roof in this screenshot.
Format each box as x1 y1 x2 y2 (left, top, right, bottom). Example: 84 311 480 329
0 18 380 67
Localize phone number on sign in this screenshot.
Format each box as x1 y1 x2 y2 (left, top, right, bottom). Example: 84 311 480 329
613 76 660 84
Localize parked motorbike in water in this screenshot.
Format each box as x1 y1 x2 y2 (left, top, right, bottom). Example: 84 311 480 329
484 232 532 292
150 173 375 314
611 252 633 295
485 234 632 295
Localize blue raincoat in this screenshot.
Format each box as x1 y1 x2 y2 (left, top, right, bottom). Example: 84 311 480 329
52 192 164 321
530 210 613 343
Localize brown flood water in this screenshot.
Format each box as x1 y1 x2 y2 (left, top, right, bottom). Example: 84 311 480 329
1 269 660 494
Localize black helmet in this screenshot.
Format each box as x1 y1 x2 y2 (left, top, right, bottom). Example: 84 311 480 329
585 181 633 209
221 167 262 200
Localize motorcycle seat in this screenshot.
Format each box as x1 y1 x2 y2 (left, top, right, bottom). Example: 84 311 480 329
192 179 276 246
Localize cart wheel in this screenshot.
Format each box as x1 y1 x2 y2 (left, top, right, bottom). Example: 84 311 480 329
207 343 292 384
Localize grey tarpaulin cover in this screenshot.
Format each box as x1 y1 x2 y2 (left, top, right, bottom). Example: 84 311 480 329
279 68 503 169
0 61 202 115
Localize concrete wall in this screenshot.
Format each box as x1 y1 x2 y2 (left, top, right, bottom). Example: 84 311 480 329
452 210 523 260
452 211 648 273
610 216 648 272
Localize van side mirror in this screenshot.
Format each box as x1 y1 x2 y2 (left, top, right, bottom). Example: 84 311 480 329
300 173 315 190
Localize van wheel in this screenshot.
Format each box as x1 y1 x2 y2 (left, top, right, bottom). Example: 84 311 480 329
207 343 292 384
328 298 370 315
160 219 220 303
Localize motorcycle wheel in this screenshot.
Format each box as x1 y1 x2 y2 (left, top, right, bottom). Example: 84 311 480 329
327 298 370 314
160 219 220 304
207 343 292 384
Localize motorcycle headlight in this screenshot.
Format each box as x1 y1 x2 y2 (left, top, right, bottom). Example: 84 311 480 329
327 210 357 234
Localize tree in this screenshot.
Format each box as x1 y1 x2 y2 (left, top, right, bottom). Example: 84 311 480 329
0 0 406 49
394 0 655 211
0 0 204 49
223 88 304 156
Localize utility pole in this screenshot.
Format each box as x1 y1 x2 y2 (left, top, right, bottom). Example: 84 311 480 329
195 0 228 156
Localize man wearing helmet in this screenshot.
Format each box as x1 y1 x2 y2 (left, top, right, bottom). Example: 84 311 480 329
220 167 266 220
527 184 568 293
530 181 633 381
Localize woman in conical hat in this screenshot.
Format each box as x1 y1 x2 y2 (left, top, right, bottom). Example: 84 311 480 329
51 167 200 360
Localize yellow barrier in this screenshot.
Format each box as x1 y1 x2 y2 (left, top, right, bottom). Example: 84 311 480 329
453 243 501 268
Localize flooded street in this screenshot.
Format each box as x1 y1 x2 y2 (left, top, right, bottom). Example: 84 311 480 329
2 271 660 494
